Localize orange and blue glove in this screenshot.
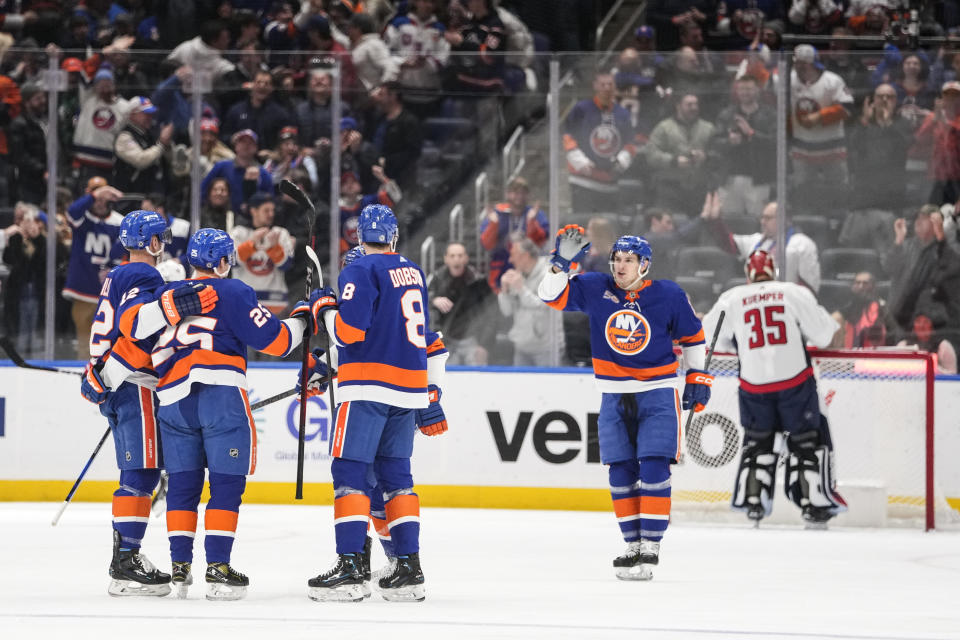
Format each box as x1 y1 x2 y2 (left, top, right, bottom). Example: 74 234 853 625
80 363 109 405
415 384 448 436
682 369 713 412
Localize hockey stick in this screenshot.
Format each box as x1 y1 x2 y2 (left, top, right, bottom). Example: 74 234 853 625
247 371 336 411
277 178 328 500
0 335 83 377
683 310 725 436
51 426 112 526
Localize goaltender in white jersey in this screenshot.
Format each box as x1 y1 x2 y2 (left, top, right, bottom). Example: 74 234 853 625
701 250 846 527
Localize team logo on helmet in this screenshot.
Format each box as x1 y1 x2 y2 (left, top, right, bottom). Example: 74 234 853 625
604 309 651 355
589 123 621 159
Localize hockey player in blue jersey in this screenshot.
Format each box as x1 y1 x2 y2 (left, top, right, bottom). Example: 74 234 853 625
130 228 314 600
79 209 217 597
297 204 447 603
538 225 713 581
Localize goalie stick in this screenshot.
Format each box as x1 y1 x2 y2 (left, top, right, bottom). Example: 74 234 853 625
277 179 337 500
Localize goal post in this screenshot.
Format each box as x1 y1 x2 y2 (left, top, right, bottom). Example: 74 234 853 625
676 348 956 530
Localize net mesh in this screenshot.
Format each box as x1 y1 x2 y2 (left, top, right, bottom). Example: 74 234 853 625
675 351 959 529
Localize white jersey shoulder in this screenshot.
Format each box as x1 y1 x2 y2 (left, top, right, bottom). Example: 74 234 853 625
703 280 839 387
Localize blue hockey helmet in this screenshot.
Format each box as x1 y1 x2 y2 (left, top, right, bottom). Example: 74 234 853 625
609 235 652 284
358 204 398 246
341 244 366 268
119 210 171 252
187 228 236 271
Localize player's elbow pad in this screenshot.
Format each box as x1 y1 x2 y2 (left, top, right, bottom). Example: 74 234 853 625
133 301 168 340
682 343 706 371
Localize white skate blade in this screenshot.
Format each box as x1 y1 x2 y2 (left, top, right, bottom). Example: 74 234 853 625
175 582 190 599
308 582 371 602
206 582 247 601
615 565 654 581
108 579 172 597
379 584 425 602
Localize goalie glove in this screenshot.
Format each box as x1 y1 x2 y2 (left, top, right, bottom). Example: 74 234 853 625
549 224 591 273
291 287 338 335
682 369 714 413
416 384 448 436
81 362 109 405
296 348 331 397
159 282 218 325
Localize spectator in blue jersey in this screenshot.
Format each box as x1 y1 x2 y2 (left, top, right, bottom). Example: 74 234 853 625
201 129 273 216
63 181 125 361
564 69 638 215
220 68 293 151
479 176 549 292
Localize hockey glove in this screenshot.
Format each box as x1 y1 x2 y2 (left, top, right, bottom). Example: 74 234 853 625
291 287 338 335
80 362 109 405
160 282 218 325
296 348 331 397
415 385 448 436
549 224 591 273
682 369 714 413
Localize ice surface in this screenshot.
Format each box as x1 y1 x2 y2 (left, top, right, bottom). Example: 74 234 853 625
2 503 958 640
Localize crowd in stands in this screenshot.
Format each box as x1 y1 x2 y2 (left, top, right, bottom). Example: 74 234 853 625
0 0 957 373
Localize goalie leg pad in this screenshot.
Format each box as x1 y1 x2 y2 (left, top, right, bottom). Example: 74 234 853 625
731 429 780 520
608 459 642 543
332 457 372 554
112 469 162 549
376 456 419 556
638 457 671 542
784 429 848 521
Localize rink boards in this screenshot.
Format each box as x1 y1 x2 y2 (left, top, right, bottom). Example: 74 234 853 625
0 363 958 519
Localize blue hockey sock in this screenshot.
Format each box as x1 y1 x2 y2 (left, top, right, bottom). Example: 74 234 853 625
638 457 672 542
608 459 642 543
332 457 370 554
112 469 161 549
165 469 204 563
204 472 246 564
375 456 419 556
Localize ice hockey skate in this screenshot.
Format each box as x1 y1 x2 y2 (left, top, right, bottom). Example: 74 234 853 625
171 561 192 599
360 536 372 581
613 539 659 581
205 562 249 601
107 531 172 597
307 553 371 602
802 505 834 530
378 553 425 602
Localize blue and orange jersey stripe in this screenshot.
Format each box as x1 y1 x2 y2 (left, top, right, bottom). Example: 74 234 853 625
592 358 679 381
157 351 247 390
335 314 367 345
337 362 428 391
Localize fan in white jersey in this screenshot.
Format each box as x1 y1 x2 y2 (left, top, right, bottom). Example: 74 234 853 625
701 250 847 527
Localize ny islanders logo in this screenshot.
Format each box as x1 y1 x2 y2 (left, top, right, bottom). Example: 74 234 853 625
605 309 651 355
589 123 621 159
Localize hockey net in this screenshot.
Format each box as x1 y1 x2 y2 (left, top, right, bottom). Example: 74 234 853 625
675 349 960 530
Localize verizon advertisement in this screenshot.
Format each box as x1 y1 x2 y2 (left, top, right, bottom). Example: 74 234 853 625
0 365 957 515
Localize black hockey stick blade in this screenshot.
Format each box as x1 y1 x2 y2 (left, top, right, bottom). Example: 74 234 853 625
277 179 316 215
0 335 82 377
